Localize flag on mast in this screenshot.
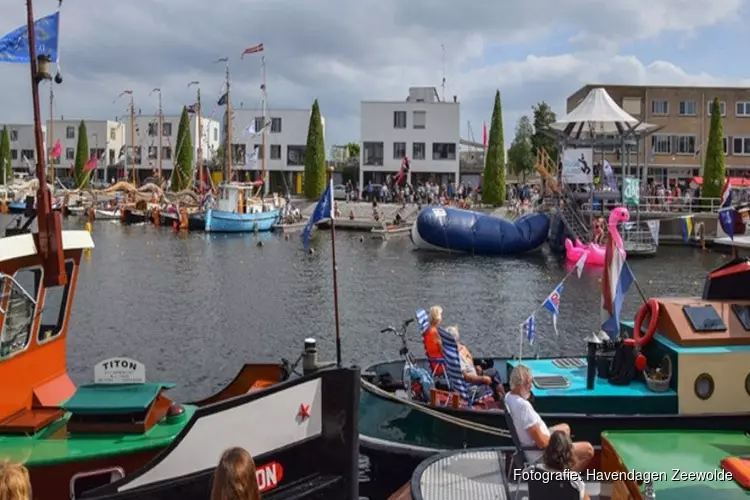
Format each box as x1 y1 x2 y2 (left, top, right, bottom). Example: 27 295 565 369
241 43 264 58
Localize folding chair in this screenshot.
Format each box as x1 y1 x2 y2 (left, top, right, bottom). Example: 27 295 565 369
435 326 494 408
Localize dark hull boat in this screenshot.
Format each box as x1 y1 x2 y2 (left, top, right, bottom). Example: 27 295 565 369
81 367 359 500
122 207 149 225
361 257 750 487
158 211 205 231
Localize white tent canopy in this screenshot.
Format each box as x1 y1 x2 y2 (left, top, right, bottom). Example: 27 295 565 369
550 87 661 138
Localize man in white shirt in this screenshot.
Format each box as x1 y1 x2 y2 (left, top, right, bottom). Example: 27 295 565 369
504 364 594 470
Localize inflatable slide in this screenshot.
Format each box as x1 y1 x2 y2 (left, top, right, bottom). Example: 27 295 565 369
410 206 550 255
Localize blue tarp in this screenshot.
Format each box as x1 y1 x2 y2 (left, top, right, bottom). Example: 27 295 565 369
410 206 549 255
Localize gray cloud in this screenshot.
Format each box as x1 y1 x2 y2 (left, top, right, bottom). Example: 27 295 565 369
0 0 745 150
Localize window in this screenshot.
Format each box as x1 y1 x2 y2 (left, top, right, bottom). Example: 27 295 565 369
723 137 728 155
109 149 115 165
0 267 41 359
651 100 669 115
708 101 726 117
733 137 750 155
413 142 425 160
286 145 305 165
213 129 218 141
39 260 74 343
270 145 281 159
271 118 282 133
600 134 617 152
737 102 750 117
65 148 74 160
66 126 75 139
89 148 104 160
393 142 406 159
651 135 671 154
254 117 264 132
231 144 246 164
148 122 158 137
21 149 34 160
10 149 17 160
678 100 696 116
133 146 142 165
255 145 263 160
363 142 384 166
675 135 696 155
162 123 172 136
162 146 172 160
682 305 726 332
393 111 406 129
148 146 158 160
413 111 426 129
110 128 116 141
9 130 18 141
432 142 456 160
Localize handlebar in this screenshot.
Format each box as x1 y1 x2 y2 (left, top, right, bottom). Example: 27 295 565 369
403 318 414 327
380 327 396 334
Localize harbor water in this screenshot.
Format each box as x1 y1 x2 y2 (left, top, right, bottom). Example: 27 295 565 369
49 217 727 498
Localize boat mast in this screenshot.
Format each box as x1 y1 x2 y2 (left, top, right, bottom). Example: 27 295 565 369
225 62 232 183
197 88 203 191
261 56 267 192
156 88 163 181
48 85 54 184
129 94 135 185
26 0 66 286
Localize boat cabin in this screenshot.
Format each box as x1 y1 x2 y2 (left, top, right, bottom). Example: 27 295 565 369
216 183 278 214
510 257 750 417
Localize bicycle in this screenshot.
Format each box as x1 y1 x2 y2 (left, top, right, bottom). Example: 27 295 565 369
380 317 416 367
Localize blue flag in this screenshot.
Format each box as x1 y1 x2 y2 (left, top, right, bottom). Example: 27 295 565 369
718 179 735 240
542 283 563 335
302 180 333 250
523 314 536 346
0 12 60 63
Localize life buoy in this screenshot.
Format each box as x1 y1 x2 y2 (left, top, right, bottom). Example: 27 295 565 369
628 298 659 347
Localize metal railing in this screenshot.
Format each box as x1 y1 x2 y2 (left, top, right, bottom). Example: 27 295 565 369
581 196 724 214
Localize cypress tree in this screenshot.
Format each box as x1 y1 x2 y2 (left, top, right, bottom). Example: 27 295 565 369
482 90 506 205
74 120 89 189
303 99 326 200
0 126 10 184
173 106 193 191
702 97 726 199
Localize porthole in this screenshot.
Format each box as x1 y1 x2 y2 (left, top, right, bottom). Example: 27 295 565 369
745 373 750 397
694 373 714 400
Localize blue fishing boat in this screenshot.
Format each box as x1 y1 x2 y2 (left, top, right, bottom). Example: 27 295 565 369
204 183 280 233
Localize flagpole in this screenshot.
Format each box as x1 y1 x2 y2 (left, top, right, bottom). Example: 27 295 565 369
328 166 342 367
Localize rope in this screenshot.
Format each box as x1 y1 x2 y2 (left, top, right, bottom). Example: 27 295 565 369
359 378 511 438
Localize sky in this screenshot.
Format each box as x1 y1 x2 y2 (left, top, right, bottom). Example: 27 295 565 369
1 0 750 152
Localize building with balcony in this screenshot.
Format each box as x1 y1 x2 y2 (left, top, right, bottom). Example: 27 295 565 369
227 108 324 195
46 119 124 181
360 86 460 189
566 84 750 186
0 123 46 175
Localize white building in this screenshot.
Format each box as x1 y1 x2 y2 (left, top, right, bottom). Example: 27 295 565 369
122 113 221 182
227 108 325 195
46 119 125 180
0 123 47 174
360 86 460 189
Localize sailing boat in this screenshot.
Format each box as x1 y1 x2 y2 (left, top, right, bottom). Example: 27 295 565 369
0 20 359 498
204 54 281 233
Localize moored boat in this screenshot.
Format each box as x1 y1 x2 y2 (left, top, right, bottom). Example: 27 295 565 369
204 184 280 233
360 256 750 480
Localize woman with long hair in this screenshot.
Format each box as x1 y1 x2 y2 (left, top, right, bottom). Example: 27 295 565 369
210 447 260 500
0 460 31 500
541 431 590 500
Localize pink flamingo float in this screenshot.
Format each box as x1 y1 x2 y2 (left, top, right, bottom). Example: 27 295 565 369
565 206 630 266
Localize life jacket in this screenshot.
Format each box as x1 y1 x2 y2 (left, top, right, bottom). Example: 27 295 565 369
422 327 444 375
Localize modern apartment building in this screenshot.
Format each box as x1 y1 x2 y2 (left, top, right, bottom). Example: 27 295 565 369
228 108 324 195
0 123 46 175
566 84 750 185
46 119 125 181
123 114 221 182
360 86 460 189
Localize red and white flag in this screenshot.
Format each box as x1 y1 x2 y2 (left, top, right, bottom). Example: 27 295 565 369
241 43 264 58
84 153 98 171
51 139 61 159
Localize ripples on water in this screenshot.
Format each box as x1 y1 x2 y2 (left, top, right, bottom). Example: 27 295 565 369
37 218 728 496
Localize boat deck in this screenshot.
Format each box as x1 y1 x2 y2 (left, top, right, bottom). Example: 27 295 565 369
507 358 677 414
603 430 750 499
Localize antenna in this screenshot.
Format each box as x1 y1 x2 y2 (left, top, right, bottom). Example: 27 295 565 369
441 44 446 102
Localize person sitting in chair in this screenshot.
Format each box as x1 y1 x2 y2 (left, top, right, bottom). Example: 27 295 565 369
423 306 444 376
505 365 594 469
446 326 504 400
535 430 590 500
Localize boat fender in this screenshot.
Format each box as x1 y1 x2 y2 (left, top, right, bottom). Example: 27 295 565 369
630 298 659 347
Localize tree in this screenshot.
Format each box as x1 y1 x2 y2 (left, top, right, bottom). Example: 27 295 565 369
172 106 193 191
0 126 10 184
74 120 89 189
482 90 506 205
702 97 726 199
345 142 360 158
303 99 326 200
507 115 535 183
531 101 557 164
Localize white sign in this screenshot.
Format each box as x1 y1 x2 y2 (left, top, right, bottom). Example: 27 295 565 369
431 208 447 217
94 357 146 384
561 148 594 184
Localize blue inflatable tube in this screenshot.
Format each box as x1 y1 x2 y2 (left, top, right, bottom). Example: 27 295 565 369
410 206 550 255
